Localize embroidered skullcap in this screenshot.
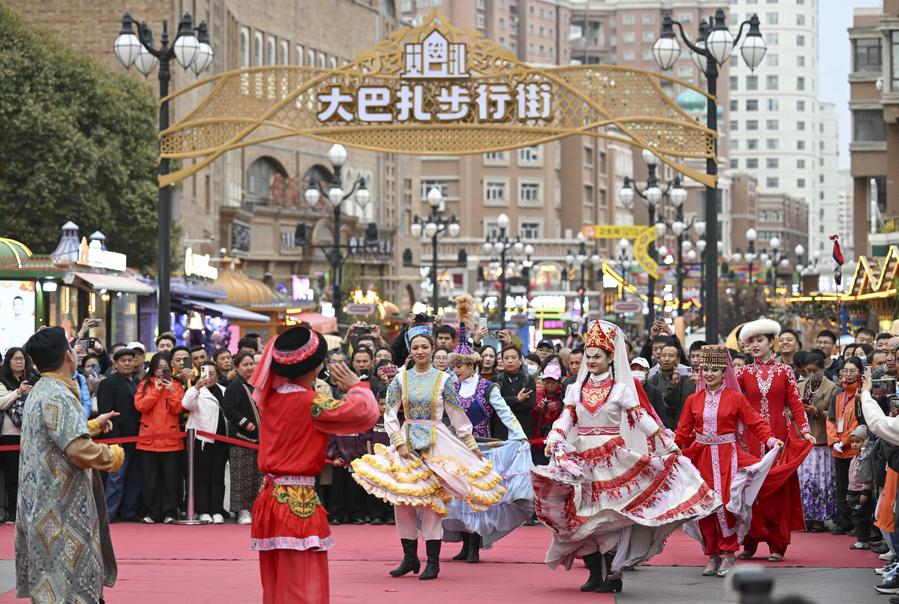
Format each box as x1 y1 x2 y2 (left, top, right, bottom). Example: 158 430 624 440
699 345 730 369
583 320 617 354
270 325 328 378
405 324 433 348
739 318 781 343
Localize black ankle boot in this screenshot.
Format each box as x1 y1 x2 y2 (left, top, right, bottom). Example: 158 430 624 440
419 540 441 580
596 552 623 593
389 539 420 577
580 552 603 592
452 532 470 561
466 533 481 563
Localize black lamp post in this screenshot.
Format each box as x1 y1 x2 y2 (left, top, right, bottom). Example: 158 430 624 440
653 8 767 343
405 187 462 314
114 12 214 335
483 213 524 329
565 232 601 324
303 144 371 330
618 149 686 328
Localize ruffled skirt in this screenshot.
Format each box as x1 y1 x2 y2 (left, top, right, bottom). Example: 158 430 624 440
443 440 535 548
532 435 721 571
351 422 506 516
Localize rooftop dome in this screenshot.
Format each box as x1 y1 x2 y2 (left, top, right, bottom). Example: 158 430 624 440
0 238 34 268
215 261 281 306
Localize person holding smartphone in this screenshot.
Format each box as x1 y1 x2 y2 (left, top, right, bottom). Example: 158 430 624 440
134 353 186 524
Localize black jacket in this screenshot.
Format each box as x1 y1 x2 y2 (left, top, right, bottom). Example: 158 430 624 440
646 371 695 429
97 372 138 438
641 381 666 423
223 377 259 442
491 367 537 440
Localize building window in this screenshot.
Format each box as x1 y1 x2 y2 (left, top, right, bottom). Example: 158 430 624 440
797 55 805 67
642 31 655 43
797 178 806 188
797 121 806 131
623 50 635 61
767 99 779 111
484 151 509 165
279 40 290 64
420 180 449 200
730 120 738 131
797 159 806 169
731 139 739 150
854 38 882 73
797 76 805 91
730 159 739 169
267 36 276 65
730 100 739 111
746 99 758 111
797 14 805 26
766 138 778 149
520 222 541 239
854 109 886 142
797 100 806 111
240 27 251 68
485 180 509 205
894 32 899 89
766 12 778 25
519 181 543 206
622 14 635 25
747 139 758 150
519 146 542 165
766 74 778 90
746 119 758 131
747 158 759 169
746 75 758 90
642 13 654 25
623 31 635 43
729 76 738 90
797 35 805 47
766 177 778 188
584 185 594 207
766 158 778 169
766 53 778 67
307 48 316 67
253 32 264 66
767 33 778 46
295 44 305 65
797 140 806 150
642 49 654 61
766 119 779 130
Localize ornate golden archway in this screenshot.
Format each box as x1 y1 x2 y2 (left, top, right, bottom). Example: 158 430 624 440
158 12 716 188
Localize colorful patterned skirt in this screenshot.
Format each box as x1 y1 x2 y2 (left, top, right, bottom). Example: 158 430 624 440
443 440 535 548
797 445 838 522
351 422 505 516
230 445 262 513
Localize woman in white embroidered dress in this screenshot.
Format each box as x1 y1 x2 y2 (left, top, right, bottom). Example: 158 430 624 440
532 320 720 594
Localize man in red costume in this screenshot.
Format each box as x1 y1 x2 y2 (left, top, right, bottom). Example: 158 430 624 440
249 325 379 603
735 319 815 562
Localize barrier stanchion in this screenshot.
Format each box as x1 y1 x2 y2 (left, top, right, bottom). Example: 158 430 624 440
175 428 204 525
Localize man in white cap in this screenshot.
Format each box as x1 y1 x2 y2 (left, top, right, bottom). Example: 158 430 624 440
734 318 816 563
127 341 147 379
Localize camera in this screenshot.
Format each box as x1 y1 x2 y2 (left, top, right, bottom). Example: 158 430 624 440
413 312 433 324
355 325 372 335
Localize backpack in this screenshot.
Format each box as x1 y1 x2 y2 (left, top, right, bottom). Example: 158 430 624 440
856 437 877 485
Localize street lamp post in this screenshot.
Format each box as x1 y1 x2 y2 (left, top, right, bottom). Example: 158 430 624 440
303 144 371 329
745 227 758 284
654 9 767 343
114 12 214 335
566 233 601 324
794 244 805 294
484 214 523 329
619 150 685 328
404 188 463 314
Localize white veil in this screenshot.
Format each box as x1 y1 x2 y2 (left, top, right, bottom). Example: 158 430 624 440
562 320 647 454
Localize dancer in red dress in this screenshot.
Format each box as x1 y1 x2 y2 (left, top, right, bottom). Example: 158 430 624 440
249 326 379 603
675 346 782 577
735 319 815 562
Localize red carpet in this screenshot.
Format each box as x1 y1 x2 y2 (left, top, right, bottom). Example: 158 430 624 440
0 524 880 602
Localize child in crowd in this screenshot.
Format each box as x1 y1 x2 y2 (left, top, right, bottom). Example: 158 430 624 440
848 425 875 550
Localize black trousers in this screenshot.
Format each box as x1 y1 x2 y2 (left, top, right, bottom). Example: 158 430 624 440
365 491 393 521
329 466 367 520
194 438 230 516
0 435 20 521
141 450 180 521
849 489 874 543
834 457 852 530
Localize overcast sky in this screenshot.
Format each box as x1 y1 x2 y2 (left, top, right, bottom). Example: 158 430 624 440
820 0 882 168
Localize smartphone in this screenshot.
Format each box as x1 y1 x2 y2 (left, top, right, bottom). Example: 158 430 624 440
89 365 100 378
77 338 95 350
161 367 172 381
677 366 693 376
200 365 209 380
478 317 488 331
873 378 897 397
890 395 899 410
89 318 103 327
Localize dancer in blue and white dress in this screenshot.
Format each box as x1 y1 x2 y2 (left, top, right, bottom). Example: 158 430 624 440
442 294 533 563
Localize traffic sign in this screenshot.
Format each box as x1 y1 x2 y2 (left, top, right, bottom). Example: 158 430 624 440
613 300 643 314
345 303 376 316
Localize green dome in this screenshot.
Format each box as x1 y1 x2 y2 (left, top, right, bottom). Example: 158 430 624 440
676 89 706 112
0 238 33 268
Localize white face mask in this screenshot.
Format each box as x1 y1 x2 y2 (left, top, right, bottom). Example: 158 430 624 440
527 364 539 376
632 370 646 383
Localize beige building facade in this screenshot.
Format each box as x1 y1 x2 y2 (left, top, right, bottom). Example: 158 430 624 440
849 2 899 258
9 0 422 316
